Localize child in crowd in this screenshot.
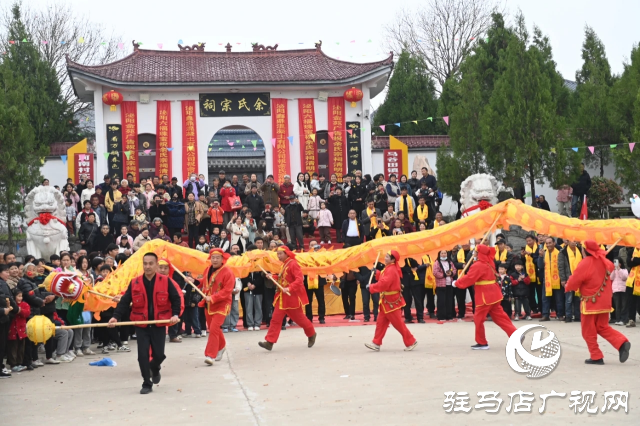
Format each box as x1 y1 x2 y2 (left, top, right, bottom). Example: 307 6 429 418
498 263 513 318
611 257 629 325
244 211 257 244
301 210 315 237
65 198 77 235
510 260 531 320
260 203 276 232
134 207 148 227
317 202 333 244
173 232 189 247
209 227 221 248
307 188 324 220
7 288 30 372
196 235 210 253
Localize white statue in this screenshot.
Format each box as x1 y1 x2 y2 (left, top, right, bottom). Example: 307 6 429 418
631 194 640 218
24 186 70 259
460 173 500 245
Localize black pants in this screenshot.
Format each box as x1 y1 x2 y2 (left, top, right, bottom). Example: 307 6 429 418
23 338 37 366
0 322 9 369
136 326 167 389
341 280 358 316
425 288 436 315
344 236 361 248
263 287 275 325
305 286 326 321
625 286 640 322
239 286 247 328
613 292 626 322
188 224 199 248
436 286 454 320
360 283 379 320
290 225 304 249
514 296 531 317
198 218 211 238
501 299 512 318
404 285 424 321
107 211 116 235
99 311 122 346
455 286 475 318
7 338 25 367
169 227 182 239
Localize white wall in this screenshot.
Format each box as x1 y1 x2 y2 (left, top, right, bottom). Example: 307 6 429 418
94 86 369 184
40 158 68 185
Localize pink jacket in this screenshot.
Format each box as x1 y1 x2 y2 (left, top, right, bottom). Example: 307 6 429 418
433 258 458 288
316 209 334 227
611 268 629 293
556 186 572 202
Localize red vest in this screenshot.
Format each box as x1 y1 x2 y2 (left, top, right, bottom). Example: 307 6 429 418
130 274 173 327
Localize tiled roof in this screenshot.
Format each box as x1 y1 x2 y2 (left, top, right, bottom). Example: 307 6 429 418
563 79 577 92
66 45 394 85
371 135 450 149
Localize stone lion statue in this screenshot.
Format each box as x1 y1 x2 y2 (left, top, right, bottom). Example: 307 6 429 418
24 186 70 259
460 173 501 245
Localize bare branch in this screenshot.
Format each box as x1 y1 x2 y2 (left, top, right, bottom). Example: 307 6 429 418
384 0 499 92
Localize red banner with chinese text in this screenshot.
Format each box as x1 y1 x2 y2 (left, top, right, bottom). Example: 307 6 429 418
328 97 346 181
298 99 317 174
121 101 139 181
74 153 94 183
271 98 290 184
181 100 199 182
155 101 172 178
383 149 403 181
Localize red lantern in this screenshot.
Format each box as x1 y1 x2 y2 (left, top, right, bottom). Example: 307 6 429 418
102 90 123 112
344 87 363 108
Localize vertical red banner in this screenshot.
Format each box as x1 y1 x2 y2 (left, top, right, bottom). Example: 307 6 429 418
156 100 172 178
298 98 317 174
181 100 199 182
383 149 403 181
271 98 290 184
328 97 346 181
74 153 94 183
121 101 139 181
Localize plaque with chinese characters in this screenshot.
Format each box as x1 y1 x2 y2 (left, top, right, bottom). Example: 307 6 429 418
199 93 271 117
106 124 123 180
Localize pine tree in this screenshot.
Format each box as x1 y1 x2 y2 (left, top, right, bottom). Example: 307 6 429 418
573 26 615 177
2 4 76 147
482 15 576 205
0 65 47 247
373 49 440 136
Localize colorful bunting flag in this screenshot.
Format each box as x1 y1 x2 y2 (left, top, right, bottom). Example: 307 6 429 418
228 142 234 146
254 147 257 151
309 134 316 142
118 43 124 49
124 151 131 159
572 147 578 152
251 140 257 148
394 123 401 127
167 147 174 152
443 116 449 126
271 138 276 148
328 132 334 139
157 43 163 49
588 146 595 154
630 143 636 153
178 39 183 44
287 136 294 145
427 117 433 122
379 125 385 132
78 37 84 44
550 148 556 154
412 120 418 124
144 149 151 154
347 129 353 135
60 155 67 164
610 144 617 149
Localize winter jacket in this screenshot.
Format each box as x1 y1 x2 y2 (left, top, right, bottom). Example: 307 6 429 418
317 208 333 227
112 200 130 223
133 234 151 252
104 189 121 213
328 193 350 230
245 193 265 218
261 182 280 207
93 232 114 255
148 203 169 221
571 170 592 197
293 181 311 210
149 222 170 239
307 195 324 219
509 271 531 297
166 201 186 229
78 221 99 250
184 201 206 229
498 275 513 299
242 270 265 296
260 209 276 231
611 268 629 293
8 301 30 340
278 182 295 207
18 277 44 317
324 182 343 200
219 187 237 213
285 202 304 226
433 259 457 287
208 206 225 226
93 204 108 226
0 279 17 324
386 181 400 204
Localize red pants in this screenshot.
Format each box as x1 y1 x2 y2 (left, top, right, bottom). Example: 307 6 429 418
581 312 628 360
204 312 226 358
265 305 316 344
372 308 416 347
474 302 517 345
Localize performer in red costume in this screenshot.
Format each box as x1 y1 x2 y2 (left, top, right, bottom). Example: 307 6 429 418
258 245 317 351
456 244 516 350
565 240 631 365
365 250 417 351
199 248 236 365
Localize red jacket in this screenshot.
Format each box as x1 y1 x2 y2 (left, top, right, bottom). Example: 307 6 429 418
278 183 294 206
9 301 30 340
274 258 309 309
456 260 503 306
130 274 173 327
369 264 405 314
199 265 236 316
219 187 236 213
208 206 225 225
566 255 614 315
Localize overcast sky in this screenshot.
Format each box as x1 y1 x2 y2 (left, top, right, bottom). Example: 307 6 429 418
25 0 640 108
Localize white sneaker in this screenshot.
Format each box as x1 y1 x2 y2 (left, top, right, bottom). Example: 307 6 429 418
102 347 110 354
615 321 624 326
248 326 254 331
404 341 418 351
327 240 332 244
204 357 214 365
33 360 44 367
117 346 131 352
525 316 532 320
365 342 380 351
215 347 226 362
201 331 207 337
107 343 117 350
46 357 60 364
59 354 74 363
83 348 95 355
320 241 325 244
67 350 77 359
12 365 27 372
122 341 129 345
75 349 84 357
253 326 260 331
195 334 202 338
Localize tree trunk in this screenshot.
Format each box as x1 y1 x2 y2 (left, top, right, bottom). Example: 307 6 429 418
528 166 537 207
600 155 604 177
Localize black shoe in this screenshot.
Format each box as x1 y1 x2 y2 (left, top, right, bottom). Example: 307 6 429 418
565 319 573 323
609 319 616 324
281 326 286 331
429 314 436 319
319 319 325 324
539 316 550 322
585 358 604 365
343 315 350 320
308 333 317 348
374 316 378 322
151 369 161 384
418 319 426 324
140 386 153 394
471 344 490 350
405 319 414 324
258 341 274 351
619 341 631 363
364 318 370 322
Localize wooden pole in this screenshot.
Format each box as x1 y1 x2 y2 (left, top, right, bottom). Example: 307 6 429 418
87 290 115 300
257 264 287 293
606 237 624 255
367 252 381 288
59 319 171 330
169 263 207 298
460 212 504 276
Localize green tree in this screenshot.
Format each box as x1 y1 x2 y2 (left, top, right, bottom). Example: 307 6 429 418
2 4 75 147
611 45 640 195
481 14 576 204
0 65 47 247
573 26 616 177
587 177 623 218
373 49 440 136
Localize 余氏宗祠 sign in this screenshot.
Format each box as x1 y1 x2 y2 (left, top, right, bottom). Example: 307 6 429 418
199 93 271 117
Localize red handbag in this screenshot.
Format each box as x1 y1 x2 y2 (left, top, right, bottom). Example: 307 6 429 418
229 195 242 211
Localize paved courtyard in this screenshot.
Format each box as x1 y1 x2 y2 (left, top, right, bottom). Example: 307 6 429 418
2 320 636 425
